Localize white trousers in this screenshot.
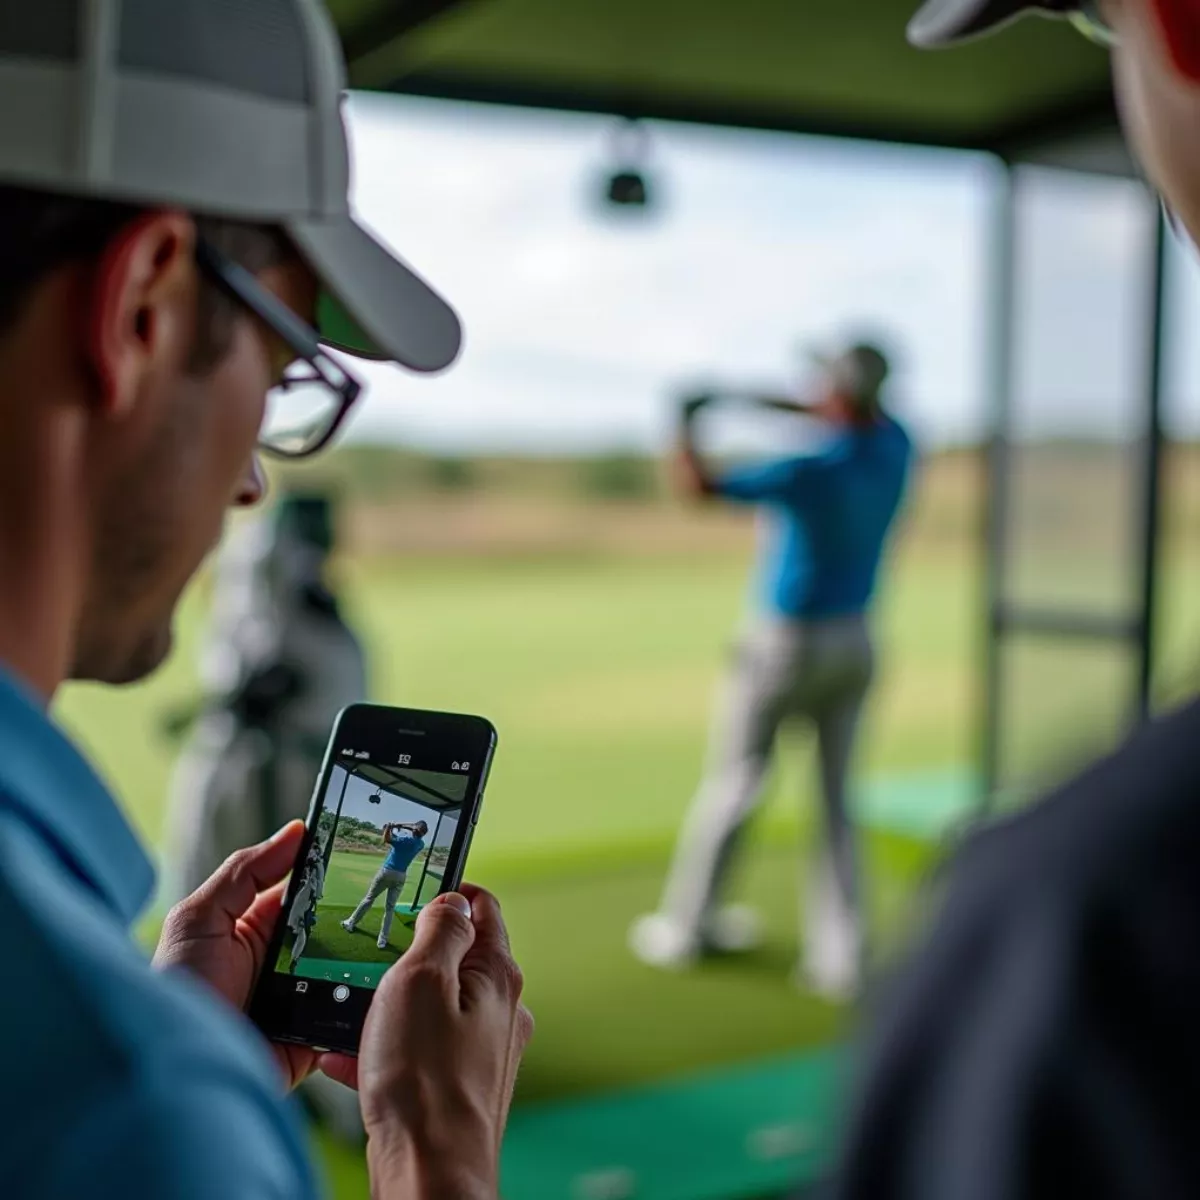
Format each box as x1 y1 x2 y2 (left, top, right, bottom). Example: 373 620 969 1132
659 615 875 961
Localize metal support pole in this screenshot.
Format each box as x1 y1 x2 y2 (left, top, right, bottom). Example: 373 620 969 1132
324 765 351 872
981 161 1018 810
1136 207 1168 720
412 810 444 906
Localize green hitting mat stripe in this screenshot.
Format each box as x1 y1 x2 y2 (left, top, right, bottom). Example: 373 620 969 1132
500 1045 848 1200
290 957 389 989
853 767 977 841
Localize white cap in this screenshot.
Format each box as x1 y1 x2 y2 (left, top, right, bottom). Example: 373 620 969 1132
0 0 461 372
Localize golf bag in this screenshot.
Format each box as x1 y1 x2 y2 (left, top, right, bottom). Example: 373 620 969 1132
287 850 327 971
164 494 368 901
163 494 370 1142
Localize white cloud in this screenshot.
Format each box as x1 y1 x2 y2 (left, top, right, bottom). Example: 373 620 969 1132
332 93 1171 454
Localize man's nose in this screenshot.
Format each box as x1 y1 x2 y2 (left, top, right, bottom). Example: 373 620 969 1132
236 455 268 508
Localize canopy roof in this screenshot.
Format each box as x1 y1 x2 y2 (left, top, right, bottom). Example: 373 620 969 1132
328 0 1116 157
349 762 468 810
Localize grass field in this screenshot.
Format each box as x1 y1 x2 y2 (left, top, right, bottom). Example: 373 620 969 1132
276 850 423 981
45 457 1200 1197
285 904 419 990
55 526 976 1098
54 541 978 862
321 848 423 909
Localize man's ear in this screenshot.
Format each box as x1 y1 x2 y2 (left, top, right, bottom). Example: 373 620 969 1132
84 210 196 418
1146 0 1200 83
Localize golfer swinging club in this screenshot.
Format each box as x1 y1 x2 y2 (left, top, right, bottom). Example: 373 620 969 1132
631 342 914 998
343 819 430 949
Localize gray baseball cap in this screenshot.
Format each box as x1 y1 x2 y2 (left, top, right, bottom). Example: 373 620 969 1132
810 342 891 406
908 0 1074 47
0 0 461 373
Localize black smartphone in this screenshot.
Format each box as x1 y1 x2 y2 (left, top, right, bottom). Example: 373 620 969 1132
249 703 497 1055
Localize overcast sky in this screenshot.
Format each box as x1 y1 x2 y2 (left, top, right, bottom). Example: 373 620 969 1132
334 92 1200 454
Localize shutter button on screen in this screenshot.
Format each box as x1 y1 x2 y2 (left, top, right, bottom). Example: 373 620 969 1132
333 985 351 1003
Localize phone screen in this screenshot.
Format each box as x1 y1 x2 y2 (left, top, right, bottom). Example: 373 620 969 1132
251 705 495 1052
279 760 470 989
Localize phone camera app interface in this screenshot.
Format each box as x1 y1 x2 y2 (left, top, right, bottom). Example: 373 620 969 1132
276 754 467 991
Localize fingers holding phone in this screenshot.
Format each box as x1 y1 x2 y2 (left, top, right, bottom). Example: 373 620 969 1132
354 887 533 1198
248 705 497 1053
457 885 535 1144
243 705 521 1196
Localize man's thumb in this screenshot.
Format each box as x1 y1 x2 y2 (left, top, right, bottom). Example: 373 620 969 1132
407 893 476 966
178 821 305 924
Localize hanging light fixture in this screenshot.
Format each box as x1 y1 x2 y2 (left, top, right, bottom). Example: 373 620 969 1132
604 118 654 210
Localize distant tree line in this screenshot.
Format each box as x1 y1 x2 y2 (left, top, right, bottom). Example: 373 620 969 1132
272 445 662 504
332 813 387 852
320 812 452 869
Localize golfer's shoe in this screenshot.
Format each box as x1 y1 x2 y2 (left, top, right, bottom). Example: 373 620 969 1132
795 953 861 1003
628 913 701 969
799 893 862 1003
704 904 763 954
377 936 389 950
341 919 355 933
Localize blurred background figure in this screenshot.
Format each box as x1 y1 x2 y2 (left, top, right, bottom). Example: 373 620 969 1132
164 492 367 899
630 343 914 998
162 492 367 1142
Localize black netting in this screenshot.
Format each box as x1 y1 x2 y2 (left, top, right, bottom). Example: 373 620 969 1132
0 5 82 60
118 0 309 103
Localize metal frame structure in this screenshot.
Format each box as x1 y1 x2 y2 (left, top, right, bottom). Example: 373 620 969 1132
979 169 1167 803
328 1 1170 809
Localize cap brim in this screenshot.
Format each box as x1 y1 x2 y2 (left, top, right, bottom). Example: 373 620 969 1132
908 0 1033 47
287 213 462 373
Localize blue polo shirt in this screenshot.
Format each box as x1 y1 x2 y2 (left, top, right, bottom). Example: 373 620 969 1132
384 829 426 874
0 668 316 1198
715 417 913 619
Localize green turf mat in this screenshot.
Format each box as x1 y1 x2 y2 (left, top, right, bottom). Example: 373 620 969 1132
316 1045 849 1200
467 837 933 1103
502 1045 848 1200
291 956 390 989
299 903 416 962
853 767 978 840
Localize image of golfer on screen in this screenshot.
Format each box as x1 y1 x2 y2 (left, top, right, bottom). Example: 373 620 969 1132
342 820 430 949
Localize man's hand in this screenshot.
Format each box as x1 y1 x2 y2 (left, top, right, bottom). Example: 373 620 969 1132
679 393 714 424
756 396 812 415
153 822 352 1090
672 396 719 501
322 886 534 1200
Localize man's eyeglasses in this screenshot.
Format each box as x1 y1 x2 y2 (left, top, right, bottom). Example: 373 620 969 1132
1061 0 1116 47
195 237 364 459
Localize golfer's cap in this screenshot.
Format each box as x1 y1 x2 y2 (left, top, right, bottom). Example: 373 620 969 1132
0 1 461 373
908 0 1066 47
810 343 891 404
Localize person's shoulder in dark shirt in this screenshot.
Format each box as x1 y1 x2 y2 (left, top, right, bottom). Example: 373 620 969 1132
834 697 1200 1200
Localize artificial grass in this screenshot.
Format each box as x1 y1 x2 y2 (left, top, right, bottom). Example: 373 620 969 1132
276 903 415 977
56 546 967 1197
321 849 423 908
54 549 979 869
472 825 935 1104
311 827 936 1197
